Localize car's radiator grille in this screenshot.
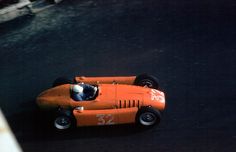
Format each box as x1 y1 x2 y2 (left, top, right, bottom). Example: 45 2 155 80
118 100 140 108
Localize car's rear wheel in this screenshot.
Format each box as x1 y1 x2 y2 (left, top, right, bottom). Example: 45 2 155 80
54 115 72 130
136 107 161 127
54 108 76 130
52 77 72 87
134 74 159 89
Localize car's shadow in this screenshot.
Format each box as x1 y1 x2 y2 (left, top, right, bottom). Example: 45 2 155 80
7 101 155 142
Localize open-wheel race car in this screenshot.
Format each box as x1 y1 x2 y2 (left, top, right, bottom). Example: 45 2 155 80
36 74 166 130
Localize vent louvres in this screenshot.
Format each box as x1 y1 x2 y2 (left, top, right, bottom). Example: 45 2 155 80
118 100 140 108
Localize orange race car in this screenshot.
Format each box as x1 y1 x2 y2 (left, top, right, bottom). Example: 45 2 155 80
36 74 166 130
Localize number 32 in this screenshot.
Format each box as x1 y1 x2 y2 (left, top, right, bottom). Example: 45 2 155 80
96 114 115 125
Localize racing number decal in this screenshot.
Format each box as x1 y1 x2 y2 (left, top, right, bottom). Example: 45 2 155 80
151 89 164 102
96 114 115 125
151 89 160 101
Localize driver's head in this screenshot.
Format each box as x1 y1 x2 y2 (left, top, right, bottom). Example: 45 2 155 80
73 85 83 93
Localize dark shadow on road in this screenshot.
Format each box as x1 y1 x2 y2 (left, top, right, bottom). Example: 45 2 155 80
7 104 157 142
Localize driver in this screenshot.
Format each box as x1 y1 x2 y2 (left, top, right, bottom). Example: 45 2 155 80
71 83 97 101
71 84 84 101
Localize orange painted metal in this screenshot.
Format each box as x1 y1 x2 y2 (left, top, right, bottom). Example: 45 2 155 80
75 76 136 85
73 107 138 126
36 76 165 127
36 84 72 109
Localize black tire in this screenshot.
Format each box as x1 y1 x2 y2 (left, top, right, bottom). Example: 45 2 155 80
54 115 72 130
52 77 72 87
136 107 161 127
54 108 75 130
134 74 159 89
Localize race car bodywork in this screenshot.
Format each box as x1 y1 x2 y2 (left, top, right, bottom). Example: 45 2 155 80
36 74 165 129
74 76 136 85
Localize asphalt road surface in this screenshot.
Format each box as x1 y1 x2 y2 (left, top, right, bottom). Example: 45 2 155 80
0 0 236 151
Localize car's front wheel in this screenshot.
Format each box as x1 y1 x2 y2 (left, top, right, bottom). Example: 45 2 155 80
134 74 159 89
136 107 161 127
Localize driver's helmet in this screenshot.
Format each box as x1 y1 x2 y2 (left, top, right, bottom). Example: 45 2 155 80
72 85 83 93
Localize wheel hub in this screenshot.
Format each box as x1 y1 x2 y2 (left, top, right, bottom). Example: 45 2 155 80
139 112 156 126
140 79 154 88
54 116 71 130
